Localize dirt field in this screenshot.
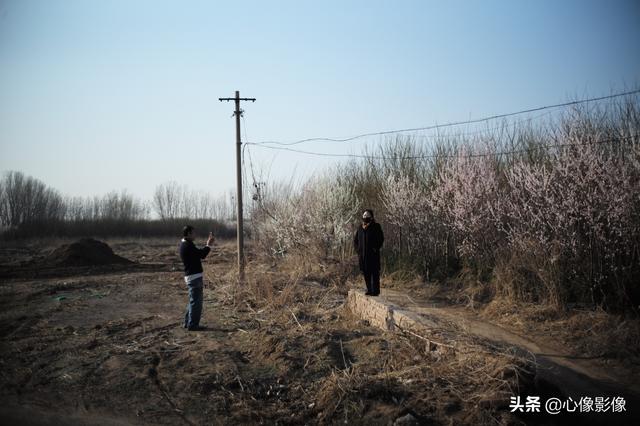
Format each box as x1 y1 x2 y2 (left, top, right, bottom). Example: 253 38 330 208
0 238 633 425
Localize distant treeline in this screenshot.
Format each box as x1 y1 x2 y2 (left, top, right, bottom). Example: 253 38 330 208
0 171 236 240
0 218 235 240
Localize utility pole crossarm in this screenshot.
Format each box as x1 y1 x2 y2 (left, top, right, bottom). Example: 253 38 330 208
218 91 256 281
219 97 256 102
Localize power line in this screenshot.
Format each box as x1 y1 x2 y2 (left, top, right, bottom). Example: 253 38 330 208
252 89 640 147
246 134 638 160
397 109 557 140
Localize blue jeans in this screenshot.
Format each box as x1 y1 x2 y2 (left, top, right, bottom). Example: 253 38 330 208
184 277 203 328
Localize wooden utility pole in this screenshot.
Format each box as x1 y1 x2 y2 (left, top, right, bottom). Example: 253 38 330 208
219 91 256 279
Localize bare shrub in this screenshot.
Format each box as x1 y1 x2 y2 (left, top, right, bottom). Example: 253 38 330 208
253 170 360 260
429 144 505 266
382 173 451 279
498 131 640 307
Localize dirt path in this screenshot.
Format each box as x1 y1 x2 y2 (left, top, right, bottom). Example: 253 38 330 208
362 289 640 424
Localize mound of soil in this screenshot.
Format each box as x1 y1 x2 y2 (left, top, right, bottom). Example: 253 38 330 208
46 238 133 267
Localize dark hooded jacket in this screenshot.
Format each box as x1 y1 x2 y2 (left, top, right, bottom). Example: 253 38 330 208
353 221 384 273
179 238 210 276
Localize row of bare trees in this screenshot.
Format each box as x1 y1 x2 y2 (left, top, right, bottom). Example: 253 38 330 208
152 182 235 220
0 171 66 227
0 173 237 238
64 191 149 222
0 173 151 226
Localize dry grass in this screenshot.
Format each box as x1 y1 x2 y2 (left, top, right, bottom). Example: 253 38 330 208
200 246 541 424
1 238 551 424
480 296 640 386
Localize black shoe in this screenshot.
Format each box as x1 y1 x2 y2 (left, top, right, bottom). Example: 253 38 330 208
371 292 380 296
187 325 207 331
365 291 372 296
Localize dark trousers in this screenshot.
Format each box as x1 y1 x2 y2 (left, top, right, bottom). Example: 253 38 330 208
184 277 203 328
363 269 380 295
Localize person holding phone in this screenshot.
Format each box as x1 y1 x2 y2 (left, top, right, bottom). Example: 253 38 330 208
179 225 214 331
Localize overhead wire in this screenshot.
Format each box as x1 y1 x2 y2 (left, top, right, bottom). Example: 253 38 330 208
245 134 638 160
250 89 640 147
242 116 281 223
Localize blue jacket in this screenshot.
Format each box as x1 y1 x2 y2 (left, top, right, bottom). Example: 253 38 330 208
179 238 210 276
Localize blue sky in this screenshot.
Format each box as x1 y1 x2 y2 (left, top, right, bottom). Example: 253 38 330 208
1 0 639 200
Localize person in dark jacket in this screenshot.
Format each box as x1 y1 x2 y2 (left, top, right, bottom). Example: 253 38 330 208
179 225 214 331
353 209 384 296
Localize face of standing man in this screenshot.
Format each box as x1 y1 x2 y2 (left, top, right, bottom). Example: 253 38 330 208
362 210 373 224
183 226 214 247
